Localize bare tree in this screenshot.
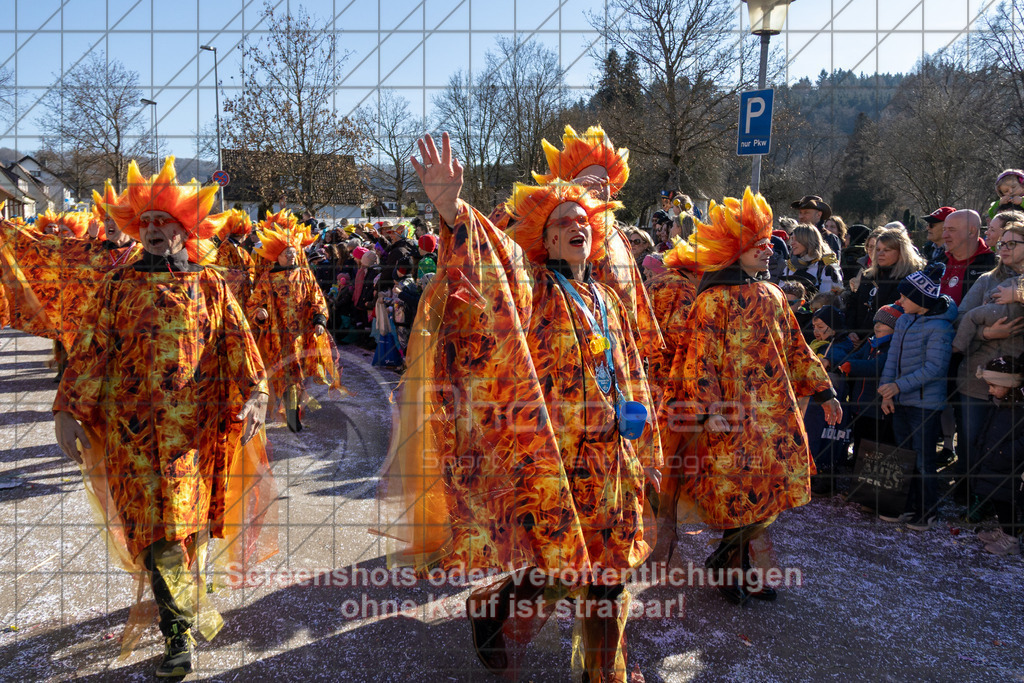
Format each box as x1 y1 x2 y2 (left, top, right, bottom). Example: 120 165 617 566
866 53 1006 213
0 67 15 126
433 69 508 209
357 90 422 209
36 53 151 190
487 36 568 182
589 0 757 194
976 0 1024 159
221 4 366 213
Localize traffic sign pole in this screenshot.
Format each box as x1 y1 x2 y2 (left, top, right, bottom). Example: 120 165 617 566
750 32 771 194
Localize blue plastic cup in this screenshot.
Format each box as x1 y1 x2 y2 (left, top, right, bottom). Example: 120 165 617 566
618 401 648 440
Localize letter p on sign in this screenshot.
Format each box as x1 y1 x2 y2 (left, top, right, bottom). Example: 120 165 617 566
745 97 766 134
737 88 774 156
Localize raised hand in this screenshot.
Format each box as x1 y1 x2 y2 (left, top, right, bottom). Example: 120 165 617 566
410 133 463 226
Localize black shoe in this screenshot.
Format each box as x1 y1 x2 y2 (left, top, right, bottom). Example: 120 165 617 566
155 626 194 678
747 585 778 601
467 597 508 674
285 406 302 433
937 447 957 471
716 582 751 605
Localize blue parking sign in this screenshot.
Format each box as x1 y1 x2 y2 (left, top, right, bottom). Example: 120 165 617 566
737 88 774 156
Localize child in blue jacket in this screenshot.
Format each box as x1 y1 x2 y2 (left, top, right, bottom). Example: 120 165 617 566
839 304 902 464
879 264 957 530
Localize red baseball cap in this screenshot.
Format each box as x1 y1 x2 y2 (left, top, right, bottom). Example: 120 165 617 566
923 207 956 224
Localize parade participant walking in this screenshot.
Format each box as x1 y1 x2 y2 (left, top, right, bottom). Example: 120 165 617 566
248 209 344 432
673 189 841 605
212 208 256 308
383 133 660 682
0 184 144 377
52 157 276 678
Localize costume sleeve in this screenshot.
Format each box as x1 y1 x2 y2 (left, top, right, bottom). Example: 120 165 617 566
678 290 726 419
610 292 663 468
302 268 329 325
781 292 834 401
52 272 117 425
221 278 268 400
246 271 270 324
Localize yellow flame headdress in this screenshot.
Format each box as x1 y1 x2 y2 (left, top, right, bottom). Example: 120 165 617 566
504 181 622 265
662 236 702 273
688 187 773 272
219 208 253 238
104 156 219 249
532 125 630 196
91 180 122 223
253 209 314 262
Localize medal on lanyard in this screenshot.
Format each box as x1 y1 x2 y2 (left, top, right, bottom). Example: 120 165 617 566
552 270 614 394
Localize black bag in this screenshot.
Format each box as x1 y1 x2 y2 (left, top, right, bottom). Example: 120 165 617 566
845 440 916 516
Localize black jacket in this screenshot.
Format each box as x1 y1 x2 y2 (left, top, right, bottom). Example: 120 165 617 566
848 266 902 338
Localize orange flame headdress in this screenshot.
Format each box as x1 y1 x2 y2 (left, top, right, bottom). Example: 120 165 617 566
504 182 622 265
91 180 121 223
36 209 91 238
662 237 702 274
104 156 219 249
687 187 773 272
219 208 253 238
253 209 314 262
532 125 630 196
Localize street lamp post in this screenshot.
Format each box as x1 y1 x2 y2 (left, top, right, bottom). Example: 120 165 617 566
200 44 224 210
741 0 794 194
140 98 158 169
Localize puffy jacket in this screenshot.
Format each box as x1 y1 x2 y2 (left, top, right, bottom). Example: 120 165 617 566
880 295 957 409
841 335 891 420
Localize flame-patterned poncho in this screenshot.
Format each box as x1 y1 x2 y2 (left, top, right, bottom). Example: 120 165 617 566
671 190 834 528
0 217 143 348
382 193 661 579
247 210 343 416
54 261 270 560
212 209 256 308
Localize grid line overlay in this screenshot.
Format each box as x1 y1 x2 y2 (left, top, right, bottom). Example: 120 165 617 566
1 1 1018 679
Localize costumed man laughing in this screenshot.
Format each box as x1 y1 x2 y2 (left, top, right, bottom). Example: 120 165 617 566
247 209 344 433
668 189 842 605
53 157 276 678
381 133 661 682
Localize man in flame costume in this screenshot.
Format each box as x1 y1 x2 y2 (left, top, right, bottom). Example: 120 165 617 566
52 157 277 678
381 133 661 682
645 238 703 561
247 209 344 433
211 208 256 308
666 188 842 605
0 188 144 376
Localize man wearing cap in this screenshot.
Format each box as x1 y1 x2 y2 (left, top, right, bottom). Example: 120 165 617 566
921 206 955 264
791 194 843 256
938 209 996 307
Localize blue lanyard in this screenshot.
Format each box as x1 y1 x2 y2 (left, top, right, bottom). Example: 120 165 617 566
551 270 620 399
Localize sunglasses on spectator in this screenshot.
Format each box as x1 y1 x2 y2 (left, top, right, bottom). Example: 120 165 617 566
629 239 646 246
996 240 1024 250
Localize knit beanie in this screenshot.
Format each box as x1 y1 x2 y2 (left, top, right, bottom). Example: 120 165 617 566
812 305 845 332
418 234 438 253
873 304 904 329
352 246 369 261
898 263 945 309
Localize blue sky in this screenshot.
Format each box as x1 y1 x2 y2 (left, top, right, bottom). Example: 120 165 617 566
0 0 999 159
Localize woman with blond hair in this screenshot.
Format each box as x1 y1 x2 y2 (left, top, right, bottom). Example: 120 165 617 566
782 224 843 294
847 227 927 341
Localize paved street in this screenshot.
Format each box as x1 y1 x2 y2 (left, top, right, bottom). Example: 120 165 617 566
0 328 1022 682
